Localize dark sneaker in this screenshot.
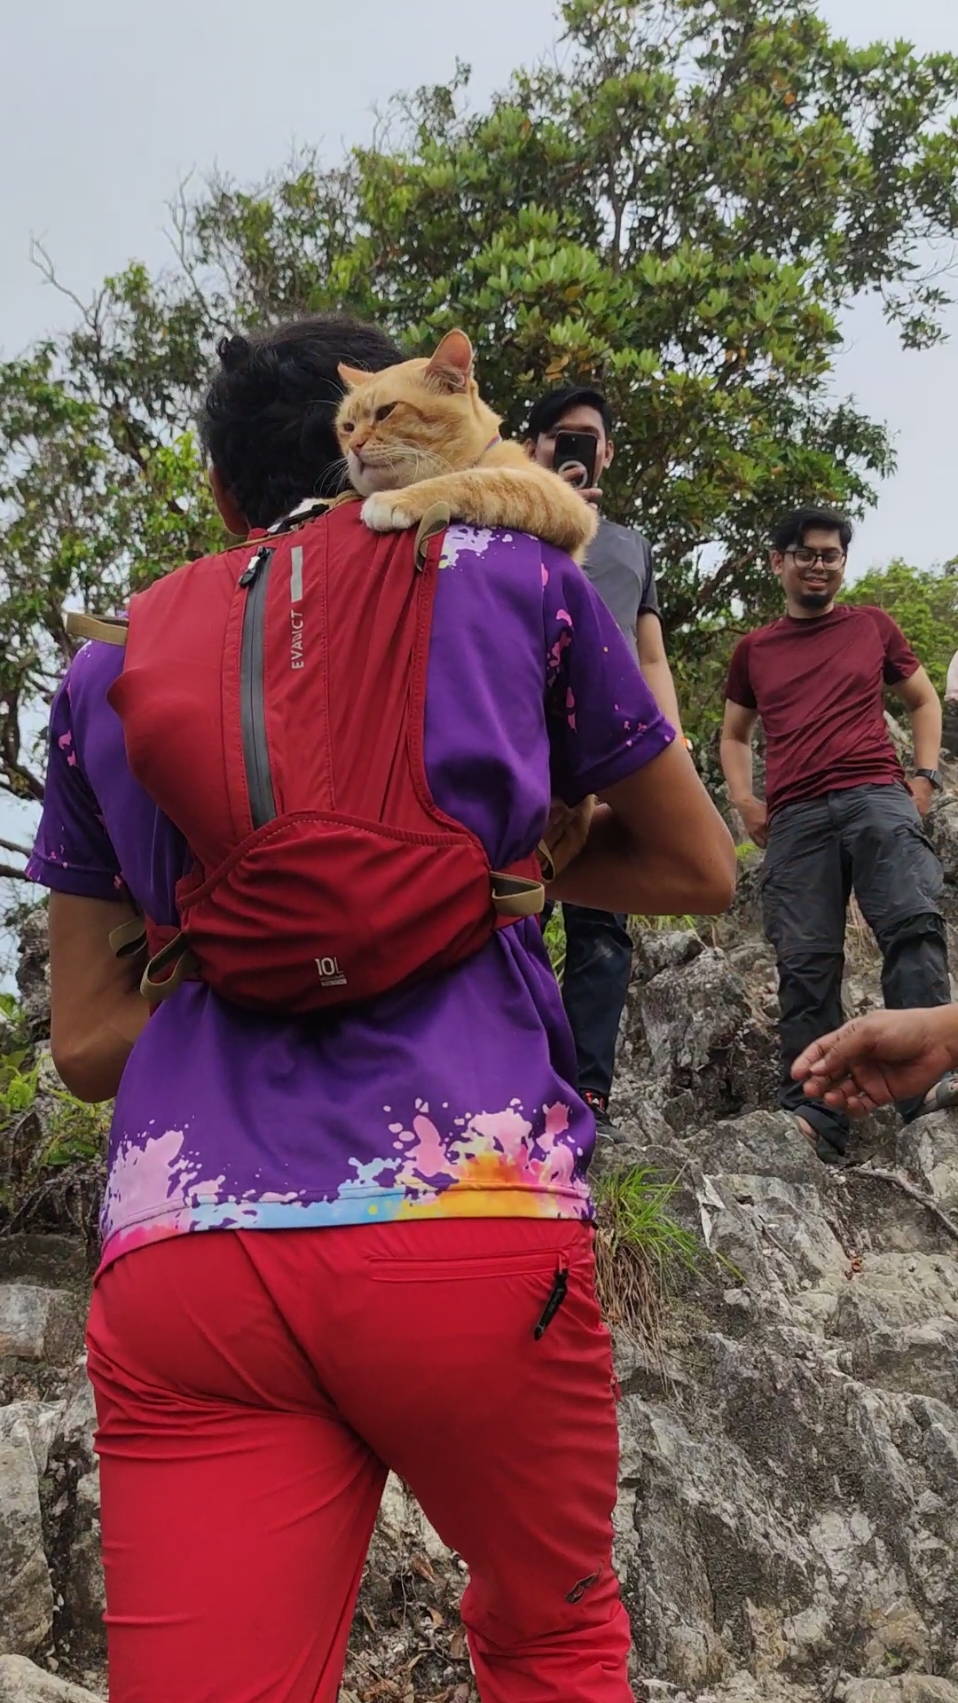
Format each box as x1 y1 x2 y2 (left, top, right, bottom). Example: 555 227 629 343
582 1090 626 1144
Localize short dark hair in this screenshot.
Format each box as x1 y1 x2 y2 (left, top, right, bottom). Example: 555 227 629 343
772 506 853 555
198 314 403 528
526 386 614 443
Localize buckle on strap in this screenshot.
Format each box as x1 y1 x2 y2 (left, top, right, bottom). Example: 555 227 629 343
140 933 200 1004
414 502 452 570
491 872 545 919
108 917 148 959
536 840 557 884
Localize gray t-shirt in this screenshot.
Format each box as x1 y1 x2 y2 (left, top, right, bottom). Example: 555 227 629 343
580 517 659 663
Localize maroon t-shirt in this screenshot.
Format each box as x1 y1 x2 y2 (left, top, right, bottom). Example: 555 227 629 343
725 605 920 817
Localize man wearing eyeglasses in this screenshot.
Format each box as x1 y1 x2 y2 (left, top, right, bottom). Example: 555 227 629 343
720 506 955 1163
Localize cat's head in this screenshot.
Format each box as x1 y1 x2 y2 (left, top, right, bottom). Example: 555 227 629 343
335 329 498 496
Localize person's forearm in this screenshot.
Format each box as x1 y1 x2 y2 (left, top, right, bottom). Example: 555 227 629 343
909 695 943 771
643 656 684 737
53 988 149 1103
925 1005 958 1064
720 737 755 805
546 802 733 915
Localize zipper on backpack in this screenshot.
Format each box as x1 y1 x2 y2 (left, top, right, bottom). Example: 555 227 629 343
238 546 277 829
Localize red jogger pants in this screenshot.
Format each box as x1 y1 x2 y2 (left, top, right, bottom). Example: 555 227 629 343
86 1217 632 1703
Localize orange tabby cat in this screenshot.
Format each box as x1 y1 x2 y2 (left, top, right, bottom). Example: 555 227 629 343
335 329 598 563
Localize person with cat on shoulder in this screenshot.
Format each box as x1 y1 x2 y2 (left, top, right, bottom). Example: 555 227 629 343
30 315 735 1703
525 384 685 1143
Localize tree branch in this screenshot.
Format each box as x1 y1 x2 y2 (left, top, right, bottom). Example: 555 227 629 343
0 862 31 882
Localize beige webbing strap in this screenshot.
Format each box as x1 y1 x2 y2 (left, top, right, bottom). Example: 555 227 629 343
140 934 199 1004
491 872 545 920
414 502 452 570
109 917 148 959
65 611 129 647
536 841 557 884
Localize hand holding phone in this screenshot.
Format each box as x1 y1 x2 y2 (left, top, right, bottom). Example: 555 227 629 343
552 429 598 492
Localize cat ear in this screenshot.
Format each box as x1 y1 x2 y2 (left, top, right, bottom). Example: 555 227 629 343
338 363 373 389
424 329 474 393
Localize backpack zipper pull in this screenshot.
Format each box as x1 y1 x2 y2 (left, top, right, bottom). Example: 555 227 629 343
534 1256 570 1340
239 547 270 588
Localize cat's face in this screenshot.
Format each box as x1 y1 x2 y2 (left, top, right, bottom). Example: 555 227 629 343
335 330 491 496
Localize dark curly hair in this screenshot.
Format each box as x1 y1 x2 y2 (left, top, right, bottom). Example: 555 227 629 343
771 506 853 555
198 314 403 529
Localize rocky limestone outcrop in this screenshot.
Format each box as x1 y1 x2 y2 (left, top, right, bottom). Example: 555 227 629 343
0 1657 102 1703
2 789 958 1702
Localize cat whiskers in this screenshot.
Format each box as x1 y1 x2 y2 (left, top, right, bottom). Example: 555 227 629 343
374 444 453 483
316 455 349 497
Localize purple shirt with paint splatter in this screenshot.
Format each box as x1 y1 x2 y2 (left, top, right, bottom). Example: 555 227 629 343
29 526 673 1271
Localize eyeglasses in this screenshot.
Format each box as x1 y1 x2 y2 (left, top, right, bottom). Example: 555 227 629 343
786 548 846 569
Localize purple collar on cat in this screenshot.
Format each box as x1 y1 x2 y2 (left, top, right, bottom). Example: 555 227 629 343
482 433 501 456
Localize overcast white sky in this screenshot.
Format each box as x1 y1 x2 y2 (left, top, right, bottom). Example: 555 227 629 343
2 0 957 579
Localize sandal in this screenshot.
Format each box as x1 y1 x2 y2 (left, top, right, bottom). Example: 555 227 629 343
791 1114 847 1166
908 1076 958 1120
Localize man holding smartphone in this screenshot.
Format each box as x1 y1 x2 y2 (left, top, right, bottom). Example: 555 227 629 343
525 385 685 1140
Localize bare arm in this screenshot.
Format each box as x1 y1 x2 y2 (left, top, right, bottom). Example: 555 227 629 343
896 667 943 815
547 737 736 915
636 612 683 735
49 892 150 1102
719 699 768 846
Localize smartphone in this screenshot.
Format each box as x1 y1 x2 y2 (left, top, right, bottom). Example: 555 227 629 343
553 430 598 490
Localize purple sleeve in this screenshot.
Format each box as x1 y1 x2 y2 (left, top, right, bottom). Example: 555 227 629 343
27 670 127 900
543 545 674 803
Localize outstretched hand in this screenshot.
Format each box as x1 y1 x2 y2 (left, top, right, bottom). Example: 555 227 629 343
792 1007 958 1116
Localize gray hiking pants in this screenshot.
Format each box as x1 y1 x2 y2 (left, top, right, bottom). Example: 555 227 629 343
760 783 950 1156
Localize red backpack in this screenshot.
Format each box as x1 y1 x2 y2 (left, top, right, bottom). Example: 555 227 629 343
66 499 545 1013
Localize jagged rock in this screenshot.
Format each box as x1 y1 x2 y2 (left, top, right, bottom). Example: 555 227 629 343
722 847 766 939
928 792 958 932
685 1108 822 1185
608 1101 958 1690
899 1111 958 1213
0 1290 82 1368
834 1251 958 1403
637 948 778 1127
376 1472 449 1566
0 1426 53 1656
601 1075 679 1152
843 1682 958 1703
0 1656 102 1701
43 1367 103 1661
0 1242 87 1291
632 926 706 982
0 1405 60 1477
14 910 51 1045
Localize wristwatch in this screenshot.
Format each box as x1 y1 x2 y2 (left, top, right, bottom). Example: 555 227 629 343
913 768 943 790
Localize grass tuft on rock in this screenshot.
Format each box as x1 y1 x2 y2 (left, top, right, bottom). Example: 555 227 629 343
593 1166 698 1343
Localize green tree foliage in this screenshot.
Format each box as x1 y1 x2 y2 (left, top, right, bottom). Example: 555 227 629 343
2 0 958 805
844 560 958 700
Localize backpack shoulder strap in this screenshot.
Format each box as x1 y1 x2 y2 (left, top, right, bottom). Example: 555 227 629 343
65 611 129 647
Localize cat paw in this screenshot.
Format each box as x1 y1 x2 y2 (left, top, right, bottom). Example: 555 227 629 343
360 494 416 533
